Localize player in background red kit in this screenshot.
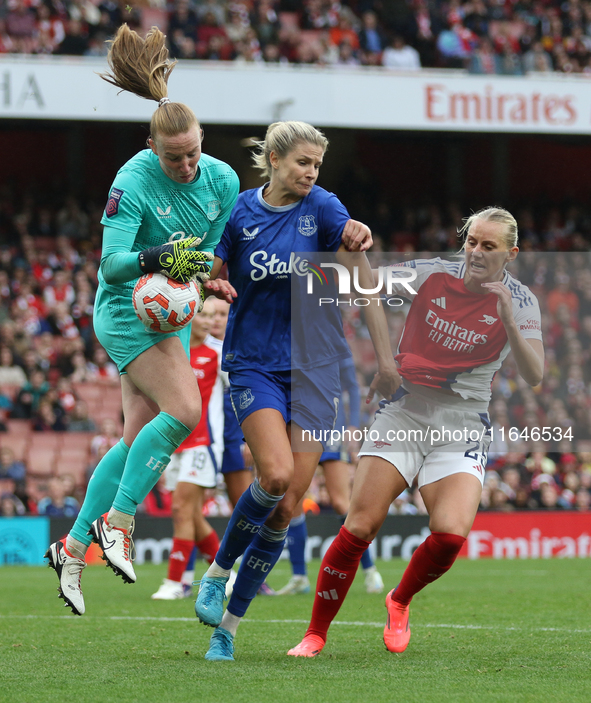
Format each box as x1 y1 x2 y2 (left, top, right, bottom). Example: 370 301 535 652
152 299 231 600
288 206 544 657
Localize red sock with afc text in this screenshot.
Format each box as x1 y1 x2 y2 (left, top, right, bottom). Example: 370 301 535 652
306 526 371 642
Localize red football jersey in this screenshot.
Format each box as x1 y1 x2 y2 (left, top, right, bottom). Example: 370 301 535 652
392 259 542 403
176 337 222 451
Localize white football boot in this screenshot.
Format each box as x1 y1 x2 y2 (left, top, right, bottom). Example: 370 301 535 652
364 566 384 594
89 512 136 583
275 575 310 596
45 539 86 615
151 578 185 600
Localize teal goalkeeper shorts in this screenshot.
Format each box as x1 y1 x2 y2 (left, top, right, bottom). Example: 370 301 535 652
93 284 191 373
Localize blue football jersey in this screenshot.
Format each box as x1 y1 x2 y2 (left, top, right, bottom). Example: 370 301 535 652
215 184 352 372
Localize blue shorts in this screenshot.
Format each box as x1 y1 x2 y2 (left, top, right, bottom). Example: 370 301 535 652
320 451 341 463
221 440 245 474
221 392 248 474
229 364 340 438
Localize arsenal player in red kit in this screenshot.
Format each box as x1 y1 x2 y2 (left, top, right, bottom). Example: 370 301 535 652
288 206 544 657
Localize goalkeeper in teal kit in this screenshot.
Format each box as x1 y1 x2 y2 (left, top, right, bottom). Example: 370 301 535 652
45 24 239 616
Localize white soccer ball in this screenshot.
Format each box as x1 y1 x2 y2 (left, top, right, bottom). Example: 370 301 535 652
132 273 203 333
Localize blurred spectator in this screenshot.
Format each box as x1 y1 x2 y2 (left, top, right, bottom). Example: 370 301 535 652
358 11 385 64
69 350 96 383
56 196 90 241
87 347 118 382
469 37 500 73
0 19 15 53
32 398 67 431
251 0 279 47
0 493 26 516
0 447 26 484
498 45 523 75
0 0 590 73
5 0 36 54
36 2 66 54
44 270 75 312
575 488 591 511
67 399 97 432
0 476 26 515
382 35 421 70
141 476 172 516
196 10 228 58
523 41 553 73
37 476 80 517
91 417 120 456
0 346 27 388
12 368 49 419
169 0 199 40
196 0 226 26
54 19 89 55
335 37 360 66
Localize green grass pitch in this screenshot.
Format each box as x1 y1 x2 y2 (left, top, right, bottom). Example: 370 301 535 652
1 558 590 703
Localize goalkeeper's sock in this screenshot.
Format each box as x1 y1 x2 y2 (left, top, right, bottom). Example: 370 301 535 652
69 439 129 547
111 412 191 517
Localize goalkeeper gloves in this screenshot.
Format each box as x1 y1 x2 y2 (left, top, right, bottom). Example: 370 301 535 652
138 237 213 284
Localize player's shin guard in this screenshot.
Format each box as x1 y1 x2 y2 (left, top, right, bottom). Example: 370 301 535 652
167 538 194 582
287 513 307 576
215 479 283 570
227 524 288 618
305 526 370 642
112 412 191 516
69 439 129 546
392 531 466 606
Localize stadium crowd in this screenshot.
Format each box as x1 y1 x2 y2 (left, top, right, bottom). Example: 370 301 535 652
0 183 590 518
2 0 591 74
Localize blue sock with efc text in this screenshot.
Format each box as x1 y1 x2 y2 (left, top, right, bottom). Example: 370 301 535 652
112 412 191 516
227 525 288 618
287 513 308 576
69 440 129 546
339 514 375 570
215 479 283 570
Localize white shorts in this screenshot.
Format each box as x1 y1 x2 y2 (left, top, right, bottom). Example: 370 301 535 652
164 445 218 490
358 383 491 489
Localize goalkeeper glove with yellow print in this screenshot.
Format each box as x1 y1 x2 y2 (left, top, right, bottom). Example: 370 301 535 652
138 237 213 284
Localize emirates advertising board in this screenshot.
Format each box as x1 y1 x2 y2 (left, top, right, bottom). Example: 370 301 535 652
2 56 591 133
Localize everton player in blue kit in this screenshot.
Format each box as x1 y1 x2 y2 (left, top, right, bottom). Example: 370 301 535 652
277 354 384 596
194 121 398 661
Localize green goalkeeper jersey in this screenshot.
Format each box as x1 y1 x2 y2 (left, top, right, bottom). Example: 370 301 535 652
98 149 239 295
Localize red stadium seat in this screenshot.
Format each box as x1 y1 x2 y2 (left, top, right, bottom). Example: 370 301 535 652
55 457 89 485
29 432 63 453
27 448 57 476
6 419 32 436
61 432 94 450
